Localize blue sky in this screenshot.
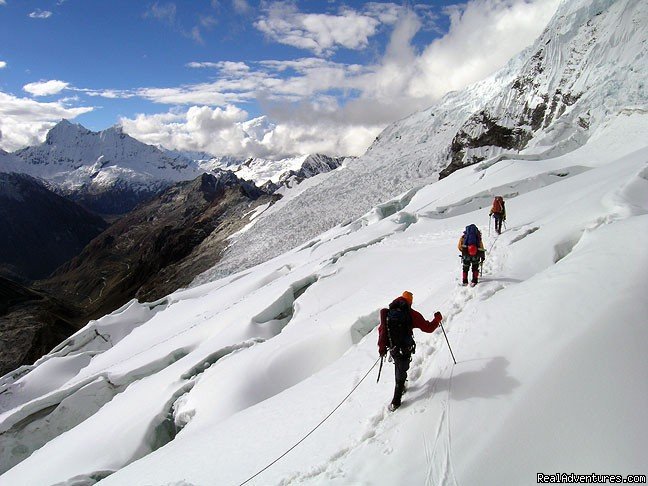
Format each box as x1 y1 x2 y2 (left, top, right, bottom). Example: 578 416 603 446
0 0 560 157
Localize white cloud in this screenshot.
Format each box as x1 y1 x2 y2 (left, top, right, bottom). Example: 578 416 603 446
144 2 176 24
407 0 562 99
82 88 135 99
0 91 93 151
254 2 383 56
0 1 6 7
187 62 221 69
232 0 251 14
187 61 250 75
23 80 70 96
29 9 53 19
120 104 375 159
0 61 7 69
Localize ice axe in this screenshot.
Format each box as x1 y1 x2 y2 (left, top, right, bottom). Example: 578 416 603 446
377 355 384 382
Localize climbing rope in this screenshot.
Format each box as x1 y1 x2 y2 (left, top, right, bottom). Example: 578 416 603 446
487 233 499 254
239 356 382 485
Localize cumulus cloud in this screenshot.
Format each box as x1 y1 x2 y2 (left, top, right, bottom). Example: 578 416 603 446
120 105 265 157
0 1 6 7
120 104 374 159
0 91 93 151
29 9 53 19
23 80 70 96
254 1 385 56
0 61 7 69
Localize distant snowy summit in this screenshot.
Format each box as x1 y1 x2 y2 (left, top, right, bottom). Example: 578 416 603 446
1 120 348 214
8 120 200 214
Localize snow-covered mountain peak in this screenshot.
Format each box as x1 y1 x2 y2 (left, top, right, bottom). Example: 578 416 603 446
7 122 203 213
44 119 90 145
241 115 275 140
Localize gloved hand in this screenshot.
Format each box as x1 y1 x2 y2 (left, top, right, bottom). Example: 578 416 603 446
434 311 443 322
379 348 387 357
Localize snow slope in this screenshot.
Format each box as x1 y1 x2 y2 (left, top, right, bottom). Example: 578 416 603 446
0 109 646 485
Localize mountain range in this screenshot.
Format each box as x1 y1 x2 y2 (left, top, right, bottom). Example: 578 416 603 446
2 120 348 216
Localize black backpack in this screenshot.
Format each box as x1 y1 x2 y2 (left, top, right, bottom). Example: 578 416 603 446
386 300 415 352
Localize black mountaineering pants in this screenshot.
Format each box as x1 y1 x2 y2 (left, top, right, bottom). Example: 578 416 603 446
390 348 412 407
493 213 504 233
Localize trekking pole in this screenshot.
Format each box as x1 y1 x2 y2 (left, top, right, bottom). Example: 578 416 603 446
488 214 492 237
440 322 457 365
377 355 384 383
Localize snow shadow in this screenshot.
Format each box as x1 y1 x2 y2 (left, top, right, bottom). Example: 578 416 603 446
0 376 121 474
510 226 540 244
479 277 523 284
251 275 318 335
340 187 420 232
416 357 519 402
553 230 584 263
51 470 114 485
349 310 380 344
326 236 389 266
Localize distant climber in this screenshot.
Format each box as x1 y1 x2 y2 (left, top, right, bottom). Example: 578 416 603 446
378 291 443 410
490 196 506 234
458 224 486 286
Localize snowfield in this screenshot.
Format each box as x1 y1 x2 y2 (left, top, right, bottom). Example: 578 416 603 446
0 111 646 485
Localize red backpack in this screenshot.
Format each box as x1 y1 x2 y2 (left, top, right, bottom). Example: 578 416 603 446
492 196 504 213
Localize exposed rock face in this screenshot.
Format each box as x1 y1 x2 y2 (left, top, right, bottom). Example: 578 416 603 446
0 276 79 377
438 0 622 177
0 172 108 280
261 154 346 193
